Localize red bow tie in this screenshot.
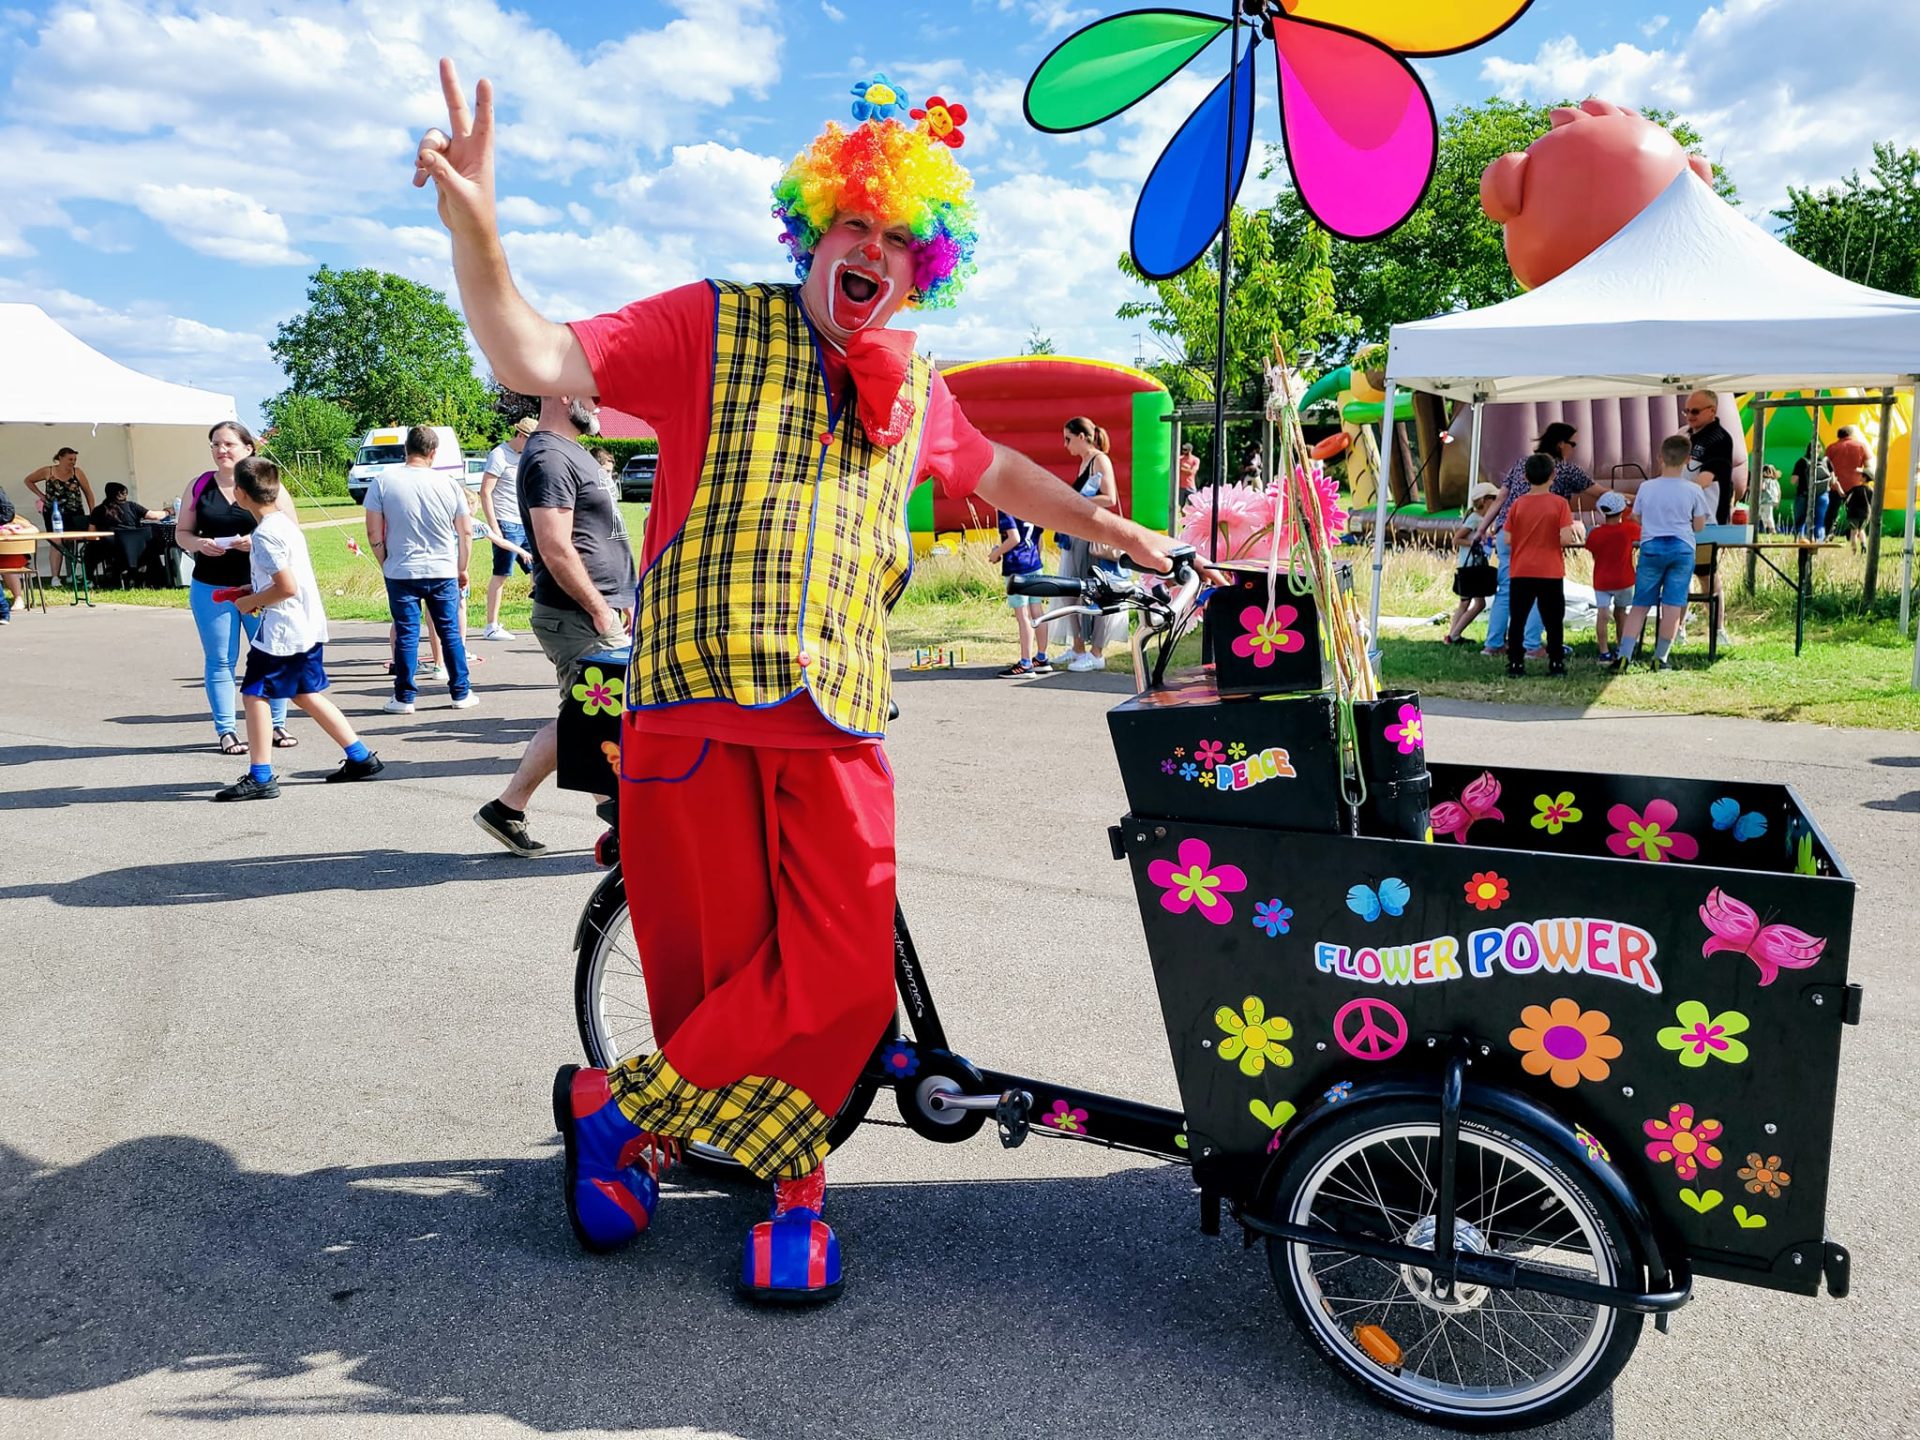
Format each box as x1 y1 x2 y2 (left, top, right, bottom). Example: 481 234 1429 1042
843 328 917 448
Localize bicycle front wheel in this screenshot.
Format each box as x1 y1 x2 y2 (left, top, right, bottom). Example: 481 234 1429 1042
571 867 883 1171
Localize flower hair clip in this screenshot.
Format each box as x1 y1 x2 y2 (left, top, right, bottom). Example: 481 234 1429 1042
850 73 911 123
910 95 968 148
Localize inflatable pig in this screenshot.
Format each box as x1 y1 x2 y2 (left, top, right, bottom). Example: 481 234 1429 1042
1481 98 1715 290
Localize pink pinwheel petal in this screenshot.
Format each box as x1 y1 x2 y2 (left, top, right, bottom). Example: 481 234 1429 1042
1272 19 1435 240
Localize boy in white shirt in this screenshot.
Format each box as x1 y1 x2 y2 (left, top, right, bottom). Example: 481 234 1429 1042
1611 435 1712 672
213 458 385 800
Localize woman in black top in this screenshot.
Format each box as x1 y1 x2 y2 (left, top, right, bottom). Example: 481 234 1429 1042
175 422 297 753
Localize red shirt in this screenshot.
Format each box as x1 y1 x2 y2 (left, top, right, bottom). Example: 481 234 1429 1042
570 282 995 746
1584 518 1640 591
1825 436 1871 493
1503 489 1574 580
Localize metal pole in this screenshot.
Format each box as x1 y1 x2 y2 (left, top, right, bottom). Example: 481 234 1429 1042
1205 16 1243 564
1368 379 1397 648
1903 382 1918 684
1466 395 1485 501
1747 406 1765 592
1864 393 1893 607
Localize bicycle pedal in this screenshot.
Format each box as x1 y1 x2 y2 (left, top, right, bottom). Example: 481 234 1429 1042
995 1090 1034 1149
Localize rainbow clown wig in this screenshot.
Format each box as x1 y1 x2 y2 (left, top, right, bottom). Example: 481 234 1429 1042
772 77 979 309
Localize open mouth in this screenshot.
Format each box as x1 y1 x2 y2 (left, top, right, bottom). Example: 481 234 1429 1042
839 269 879 303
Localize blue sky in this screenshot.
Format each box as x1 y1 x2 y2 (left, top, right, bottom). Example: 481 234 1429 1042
1 0 1915 423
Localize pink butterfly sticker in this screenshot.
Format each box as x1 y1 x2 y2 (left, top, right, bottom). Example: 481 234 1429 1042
1431 770 1503 843
1699 887 1827 986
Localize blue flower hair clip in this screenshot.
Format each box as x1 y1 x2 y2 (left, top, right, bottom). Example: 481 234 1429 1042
850 72 911 123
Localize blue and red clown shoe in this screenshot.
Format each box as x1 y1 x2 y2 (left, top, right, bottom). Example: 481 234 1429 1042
739 1163 843 1304
553 1064 666 1252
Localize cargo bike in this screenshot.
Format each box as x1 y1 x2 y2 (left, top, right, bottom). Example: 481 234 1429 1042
561 547 1861 1430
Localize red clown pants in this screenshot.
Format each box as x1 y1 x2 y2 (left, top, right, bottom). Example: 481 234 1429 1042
609 726 898 1179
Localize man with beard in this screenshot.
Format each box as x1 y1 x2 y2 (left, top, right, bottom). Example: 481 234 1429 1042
417 61 1192 1303
472 392 633 857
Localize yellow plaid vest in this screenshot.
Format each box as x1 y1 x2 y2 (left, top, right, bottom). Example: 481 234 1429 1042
629 282 931 736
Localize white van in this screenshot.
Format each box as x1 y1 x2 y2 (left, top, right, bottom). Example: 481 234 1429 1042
347 426 463 503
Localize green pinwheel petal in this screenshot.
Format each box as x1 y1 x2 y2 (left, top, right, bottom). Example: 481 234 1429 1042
1024 10 1229 133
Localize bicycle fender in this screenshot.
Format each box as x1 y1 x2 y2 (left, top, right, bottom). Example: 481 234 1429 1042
573 869 627 957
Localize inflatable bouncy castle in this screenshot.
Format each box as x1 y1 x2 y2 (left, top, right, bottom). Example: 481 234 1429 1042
919 355 1172 545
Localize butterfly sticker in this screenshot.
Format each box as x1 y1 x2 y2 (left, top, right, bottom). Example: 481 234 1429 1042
1709 796 1768 842
1430 770 1503 844
1023 1 1535 277
1346 876 1410 923
1699 887 1827 986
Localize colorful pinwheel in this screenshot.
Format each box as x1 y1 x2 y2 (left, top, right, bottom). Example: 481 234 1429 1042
1023 1 1534 277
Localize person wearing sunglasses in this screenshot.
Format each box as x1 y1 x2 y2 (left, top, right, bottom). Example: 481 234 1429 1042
1683 392 1735 649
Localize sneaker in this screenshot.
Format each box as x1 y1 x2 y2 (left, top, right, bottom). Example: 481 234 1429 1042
483 624 515 641
1524 648 1548 660
1595 650 1617 664
382 698 415 715
1715 630 1734 649
420 664 445 682
1548 662 1568 678
475 799 547 856
1654 657 1674 672
448 693 480 709
1609 653 1633 673
1068 653 1101 672
325 753 386 783
213 773 279 802
1029 657 1054 675
998 661 1034 677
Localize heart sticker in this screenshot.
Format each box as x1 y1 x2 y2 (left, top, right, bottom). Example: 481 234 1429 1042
1679 1187 1723 1214
1733 1205 1768 1229
1249 1099 1297 1131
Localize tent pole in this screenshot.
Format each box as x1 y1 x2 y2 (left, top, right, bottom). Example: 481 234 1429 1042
1864 393 1893 607
1368 380 1397 653
1747 406 1766 592
1466 394 1485 500
1903 382 1918 684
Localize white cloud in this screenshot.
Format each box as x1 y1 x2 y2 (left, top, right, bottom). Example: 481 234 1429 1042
1478 1 1920 213
132 184 308 265
0 276 273 399
601 142 784 248
496 195 563 227
1640 15 1670 37
821 1 844 20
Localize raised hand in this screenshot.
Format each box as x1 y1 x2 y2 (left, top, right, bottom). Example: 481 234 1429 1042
413 57 497 239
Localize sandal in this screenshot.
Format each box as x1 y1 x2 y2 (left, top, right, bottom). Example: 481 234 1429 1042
217 732 246 756
273 727 300 749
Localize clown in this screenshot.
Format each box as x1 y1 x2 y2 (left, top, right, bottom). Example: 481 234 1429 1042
415 59 1189 1303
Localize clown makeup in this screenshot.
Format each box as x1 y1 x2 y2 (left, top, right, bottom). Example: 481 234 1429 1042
802 213 917 346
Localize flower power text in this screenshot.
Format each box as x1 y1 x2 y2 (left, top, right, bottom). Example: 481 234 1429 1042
1314 916 1661 994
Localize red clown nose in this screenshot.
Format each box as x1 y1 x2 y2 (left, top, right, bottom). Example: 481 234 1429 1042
862 242 882 261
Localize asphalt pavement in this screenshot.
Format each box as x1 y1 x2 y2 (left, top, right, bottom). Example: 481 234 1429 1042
1 603 1915 1440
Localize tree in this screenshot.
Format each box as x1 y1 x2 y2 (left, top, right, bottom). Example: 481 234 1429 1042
1118 204 1359 409
270 266 494 444
1269 99 1738 355
262 393 359 495
1775 142 1920 298
1021 326 1058 355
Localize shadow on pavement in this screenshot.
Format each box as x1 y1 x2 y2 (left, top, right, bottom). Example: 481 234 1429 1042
0 1137 1615 1438
0 849 595 906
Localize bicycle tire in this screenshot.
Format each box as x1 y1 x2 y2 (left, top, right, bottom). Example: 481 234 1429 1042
572 867 882 1173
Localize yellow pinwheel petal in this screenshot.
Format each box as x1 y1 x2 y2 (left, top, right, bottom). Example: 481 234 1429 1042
1284 0 1533 57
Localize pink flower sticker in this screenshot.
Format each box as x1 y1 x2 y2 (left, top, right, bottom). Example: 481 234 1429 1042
1385 703 1423 755
1230 604 1304 667
1643 1102 1724 1181
1146 837 1247 926
1606 799 1700 863
1194 739 1226 768
1041 1099 1088 1134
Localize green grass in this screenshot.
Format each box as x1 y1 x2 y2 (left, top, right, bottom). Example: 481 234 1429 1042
100 511 1920 729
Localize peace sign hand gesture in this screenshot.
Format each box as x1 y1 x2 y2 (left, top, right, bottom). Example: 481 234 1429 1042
413 57 497 240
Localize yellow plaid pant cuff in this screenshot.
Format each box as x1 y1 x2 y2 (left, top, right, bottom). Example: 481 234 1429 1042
605 1053 831 1182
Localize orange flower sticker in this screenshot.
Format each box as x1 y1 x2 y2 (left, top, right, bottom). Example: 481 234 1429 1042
1464 871 1509 911
1509 998 1623 1088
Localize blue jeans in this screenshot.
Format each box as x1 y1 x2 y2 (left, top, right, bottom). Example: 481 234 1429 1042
190 580 288 737
1481 534 1544 652
387 576 470 702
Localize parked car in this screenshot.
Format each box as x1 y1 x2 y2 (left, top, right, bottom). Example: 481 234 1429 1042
464 455 487 492
346 425 462 503
619 453 657 503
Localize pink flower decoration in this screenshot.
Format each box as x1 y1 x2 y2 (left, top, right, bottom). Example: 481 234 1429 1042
1606 800 1700 864
1385 703 1423 755
1146 837 1247 926
1231 605 1304 667
1643 1102 1724 1181
1041 1099 1088 1134
1194 739 1225 768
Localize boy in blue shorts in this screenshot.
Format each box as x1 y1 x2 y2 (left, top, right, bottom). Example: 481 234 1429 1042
989 509 1051 676
213 457 385 800
1611 435 1711 673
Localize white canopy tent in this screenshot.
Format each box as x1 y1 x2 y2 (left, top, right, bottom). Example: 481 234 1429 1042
0 303 236 515
1371 172 1920 686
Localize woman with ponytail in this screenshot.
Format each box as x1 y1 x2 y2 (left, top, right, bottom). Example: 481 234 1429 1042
1057 416 1122 672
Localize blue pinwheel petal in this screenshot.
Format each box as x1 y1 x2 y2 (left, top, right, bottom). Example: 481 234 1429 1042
1129 37 1257 280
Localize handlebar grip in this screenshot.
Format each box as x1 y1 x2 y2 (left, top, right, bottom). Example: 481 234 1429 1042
1007 572 1085 598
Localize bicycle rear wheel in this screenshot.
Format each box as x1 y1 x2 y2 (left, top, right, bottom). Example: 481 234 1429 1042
572 868 882 1171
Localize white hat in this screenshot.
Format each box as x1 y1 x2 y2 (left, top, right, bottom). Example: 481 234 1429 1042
1468 482 1501 506
1596 491 1628 515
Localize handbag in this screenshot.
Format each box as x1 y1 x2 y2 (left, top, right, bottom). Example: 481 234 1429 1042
1452 543 1496 599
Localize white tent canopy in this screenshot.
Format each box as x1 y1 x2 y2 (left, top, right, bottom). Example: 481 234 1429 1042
1 303 235 512
1386 171 1920 402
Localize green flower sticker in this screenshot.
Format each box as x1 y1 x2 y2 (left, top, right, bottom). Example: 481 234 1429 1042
571 665 625 717
1656 1000 1750 1068
1531 791 1582 835
1214 995 1292 1077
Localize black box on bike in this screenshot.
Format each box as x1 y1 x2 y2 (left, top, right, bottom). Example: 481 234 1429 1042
1200 563 1338 697
556 655 628 795
1106 668 1345 833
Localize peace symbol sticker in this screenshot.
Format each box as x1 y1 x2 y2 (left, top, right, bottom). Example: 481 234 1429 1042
1333 996 1408 1062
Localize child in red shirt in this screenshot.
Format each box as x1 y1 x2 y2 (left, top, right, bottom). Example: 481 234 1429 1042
1584 490 1640 662
1502 453 1586 677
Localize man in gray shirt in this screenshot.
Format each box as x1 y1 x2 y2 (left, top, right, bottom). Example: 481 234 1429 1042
364 425 477 713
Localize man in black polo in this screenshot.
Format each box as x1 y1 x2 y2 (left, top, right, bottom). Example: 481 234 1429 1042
1685 390 1736 648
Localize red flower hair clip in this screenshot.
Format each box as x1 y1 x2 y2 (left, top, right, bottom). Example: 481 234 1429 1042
911 95 968 148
